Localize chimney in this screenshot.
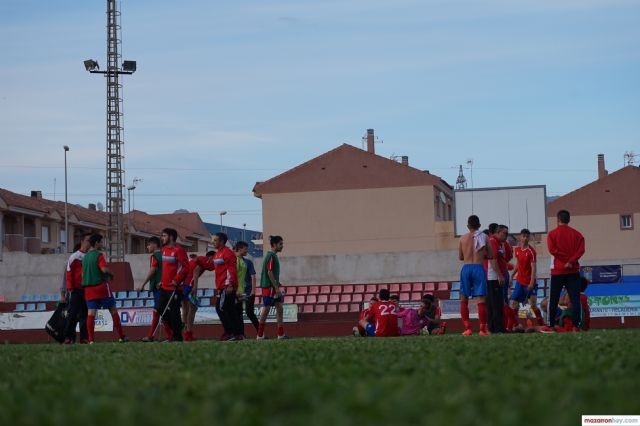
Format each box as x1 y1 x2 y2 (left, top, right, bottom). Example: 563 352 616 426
30 190 42 199
401 156 409 166
597 154 608 179
88 203 96 211
366 129 375 154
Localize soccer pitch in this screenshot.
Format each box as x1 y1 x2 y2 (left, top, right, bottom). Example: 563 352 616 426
1 330 639 426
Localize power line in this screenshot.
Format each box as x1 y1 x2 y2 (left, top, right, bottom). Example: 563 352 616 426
0 164 283 172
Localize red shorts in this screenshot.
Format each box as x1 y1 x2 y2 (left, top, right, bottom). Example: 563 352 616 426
84 283 112 301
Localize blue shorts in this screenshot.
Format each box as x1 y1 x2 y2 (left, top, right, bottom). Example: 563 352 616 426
263 296 283 307
86 296 116 310
460 264 487 298
511 281 538 304
153 288 160 310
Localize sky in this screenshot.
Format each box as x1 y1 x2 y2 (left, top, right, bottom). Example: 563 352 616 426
1 0 639 232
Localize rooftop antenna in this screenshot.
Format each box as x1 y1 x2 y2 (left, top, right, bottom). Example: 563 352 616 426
361 129 383 151
466 158 474 188
624 151 638 166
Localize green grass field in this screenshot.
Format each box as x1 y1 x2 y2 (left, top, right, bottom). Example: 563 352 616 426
1 330 639 426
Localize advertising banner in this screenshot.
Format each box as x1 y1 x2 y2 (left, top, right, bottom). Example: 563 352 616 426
0 309 112 331
581 265 622 284
587 295 640 318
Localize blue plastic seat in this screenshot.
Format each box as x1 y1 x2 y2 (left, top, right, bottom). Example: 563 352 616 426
139 290 150 299
200 297 211 307
145 299 155 308
15 304 25 312
116 291 127 300
20 294 29 302
128 291 138 299
197 289 205 298
115 300 123 309
123 300 133 308
537 289 545 298
134 299 144 308
204 289 214 297
449 291 460 300
451 282 461 291
36 303 46 311
26 303 36 311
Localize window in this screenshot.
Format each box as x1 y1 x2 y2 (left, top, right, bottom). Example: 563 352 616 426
620 214 633 230
41 225 50 243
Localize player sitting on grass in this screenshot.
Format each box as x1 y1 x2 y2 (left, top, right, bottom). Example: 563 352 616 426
396 299 428 336
419 294 446 335
353 296 378 337
365 289 399 337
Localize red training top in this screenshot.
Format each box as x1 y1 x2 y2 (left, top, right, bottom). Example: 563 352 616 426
367 300 399 337
65 250 86 290
212 247 238 290
514 245 537 286
160 244 189 291
547 224 585 275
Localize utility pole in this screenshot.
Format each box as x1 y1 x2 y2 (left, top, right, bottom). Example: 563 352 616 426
84 0 137 261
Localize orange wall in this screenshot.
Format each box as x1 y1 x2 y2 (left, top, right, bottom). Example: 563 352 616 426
262 186 457 256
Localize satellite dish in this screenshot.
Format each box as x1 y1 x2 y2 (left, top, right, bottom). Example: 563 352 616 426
97 202 104 211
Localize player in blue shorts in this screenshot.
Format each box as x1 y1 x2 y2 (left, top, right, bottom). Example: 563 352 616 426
458 215 492 335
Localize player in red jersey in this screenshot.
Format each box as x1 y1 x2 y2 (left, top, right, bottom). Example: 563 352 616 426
159 228 189 342
353 296 378 337
137 236 164 342
181 250 216 341
484 223 505 333
212 232 241 340
366 289 399 337
508 229 543 331
62 232 91 344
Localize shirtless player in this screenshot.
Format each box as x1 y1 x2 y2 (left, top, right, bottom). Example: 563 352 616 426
458 215 493 335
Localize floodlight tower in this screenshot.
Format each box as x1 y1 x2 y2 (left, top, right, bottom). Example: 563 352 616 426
84 0 136 261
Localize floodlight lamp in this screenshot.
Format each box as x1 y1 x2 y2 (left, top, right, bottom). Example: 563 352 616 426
122 60 136 72
84 59 99 71
63 145 70 151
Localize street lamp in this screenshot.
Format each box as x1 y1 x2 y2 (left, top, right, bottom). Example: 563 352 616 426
243 223 246 241
219 211 227 232
63 145 70 253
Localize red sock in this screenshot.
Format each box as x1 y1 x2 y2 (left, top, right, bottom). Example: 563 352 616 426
149 311 160 338
277 326 284 337
257 323 265 337
87 314 95 342
460 301 470 329
532 307 544 326
477 302 487 328
163 321 173 340
110 311 124 339
503 305 511 330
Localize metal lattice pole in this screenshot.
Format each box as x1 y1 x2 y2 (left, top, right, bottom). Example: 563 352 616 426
85 0 136 262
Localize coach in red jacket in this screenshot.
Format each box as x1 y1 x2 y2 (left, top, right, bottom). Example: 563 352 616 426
546 209 585 331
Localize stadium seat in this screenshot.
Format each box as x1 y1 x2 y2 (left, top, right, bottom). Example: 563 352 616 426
343 285 353 294
318 295 328 303
352 294 363 303
400 293 410 301
329 294 340 303
354 284 365 293
306 295 317 304
331 285 342 294
338 304 349 313
451 282 461 291
309 286 319 294
128 291 138 299
134 300 144 308
401 283 412 292
340 294 352 303
204 289 214 297
315 305 326 313
116 291 127 300
364 293 375 302
287 286 297 295
326 304 337 313
284 295 294 304
20 294 29 302
412 282 423 291
139 291 150 299
115 300 123 309
295 295 306 304
123 300 133 308
411 292 422 301
302 305 314 313
200 298 211 307
537 289 545 298
196 289 204 298
424 283 435 291
36 303 46 311
437 282 449 291
15 304 25 312
536 279 546 288
145 299 154 308
38 294 50 302
450 291 460 300
366 284 377 293
26 303 36 311
297 286 308 295
320 286 331 294
390 284 400 292
349 304 361 312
